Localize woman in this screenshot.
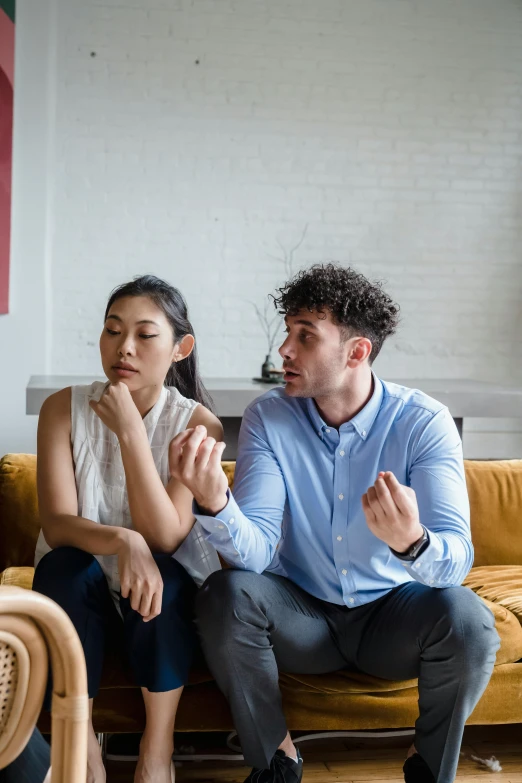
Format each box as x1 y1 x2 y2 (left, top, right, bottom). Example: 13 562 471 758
33 275 223 783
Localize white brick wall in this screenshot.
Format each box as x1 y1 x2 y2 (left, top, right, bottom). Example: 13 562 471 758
5 0 522 455
0 0 53 456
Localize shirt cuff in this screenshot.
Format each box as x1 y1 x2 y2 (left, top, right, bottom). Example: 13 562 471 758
193 491 243 543
402 529 445 584
192 489 230 520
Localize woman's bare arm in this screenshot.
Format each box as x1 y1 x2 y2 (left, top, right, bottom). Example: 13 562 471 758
163 405 225 548
121 402 224 553
37 388 129 555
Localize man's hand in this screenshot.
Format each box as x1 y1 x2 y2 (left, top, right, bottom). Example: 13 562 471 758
89 382 144 441
361 471 424 554
117 529 164 622
169 425 229 515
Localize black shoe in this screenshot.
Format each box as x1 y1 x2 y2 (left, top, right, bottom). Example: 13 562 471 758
244 748 303 783
403 753 436 783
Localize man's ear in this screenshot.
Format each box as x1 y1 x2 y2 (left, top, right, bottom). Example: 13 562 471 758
346 337 372 368
172 334 195 362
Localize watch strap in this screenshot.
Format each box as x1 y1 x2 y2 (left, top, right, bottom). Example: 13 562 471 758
390 527 430 562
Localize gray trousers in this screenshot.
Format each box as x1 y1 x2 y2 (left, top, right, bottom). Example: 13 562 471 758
195 570 500 783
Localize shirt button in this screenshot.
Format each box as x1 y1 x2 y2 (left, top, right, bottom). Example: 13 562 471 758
337 536 343 541
429 579 434 585
325 428 331 433
349 597 355 604
339 450 345 456
229 518 235 524
217 525 225 530
342 569 347 575
362 430 367 437
338 493 344 500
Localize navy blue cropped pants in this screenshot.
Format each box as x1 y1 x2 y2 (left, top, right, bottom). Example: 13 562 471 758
33 546 197 698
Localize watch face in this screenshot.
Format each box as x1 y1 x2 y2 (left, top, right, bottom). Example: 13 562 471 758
390 529 428 562
412 534 429 559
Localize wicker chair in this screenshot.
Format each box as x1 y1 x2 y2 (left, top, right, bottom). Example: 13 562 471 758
0 586 88 782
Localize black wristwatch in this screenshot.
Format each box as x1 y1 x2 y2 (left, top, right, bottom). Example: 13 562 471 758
390 527 430 562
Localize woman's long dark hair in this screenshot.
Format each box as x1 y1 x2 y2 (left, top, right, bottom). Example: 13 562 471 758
104 275 214 412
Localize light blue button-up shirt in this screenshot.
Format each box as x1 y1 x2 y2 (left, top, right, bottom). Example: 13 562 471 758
195 376 473 607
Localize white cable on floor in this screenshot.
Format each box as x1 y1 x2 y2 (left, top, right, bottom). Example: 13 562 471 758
224 728 414 755
168 728 416 762
173 732 244 762
109 728 501 771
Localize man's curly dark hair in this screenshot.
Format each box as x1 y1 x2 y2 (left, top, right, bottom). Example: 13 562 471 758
272 263 400 363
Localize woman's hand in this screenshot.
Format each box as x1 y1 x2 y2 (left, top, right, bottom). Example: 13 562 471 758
89 382 144 440
117 529 164 622
169 425 229 515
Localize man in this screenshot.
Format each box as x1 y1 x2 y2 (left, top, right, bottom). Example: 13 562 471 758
170 264 499 783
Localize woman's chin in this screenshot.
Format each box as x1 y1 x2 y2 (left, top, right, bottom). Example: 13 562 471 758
106 370 138 387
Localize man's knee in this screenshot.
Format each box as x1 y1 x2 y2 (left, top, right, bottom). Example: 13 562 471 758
197 568 265 605
195 568 266 631
427 586 500 663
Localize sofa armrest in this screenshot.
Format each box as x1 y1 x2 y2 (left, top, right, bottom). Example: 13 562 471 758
0 566 35 590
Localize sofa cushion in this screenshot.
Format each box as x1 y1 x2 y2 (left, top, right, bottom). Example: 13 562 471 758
464 459 522 567
477 598 522 665
0 454 39 570
0 566 35 590
464 566 522 626
221 461 236 489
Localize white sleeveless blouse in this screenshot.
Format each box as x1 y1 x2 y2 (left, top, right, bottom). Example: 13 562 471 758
35 382 221 602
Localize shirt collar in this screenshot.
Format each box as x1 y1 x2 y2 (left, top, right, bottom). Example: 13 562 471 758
306 373 384 441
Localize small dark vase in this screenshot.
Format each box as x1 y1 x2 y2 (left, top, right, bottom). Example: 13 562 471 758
261 354 275 379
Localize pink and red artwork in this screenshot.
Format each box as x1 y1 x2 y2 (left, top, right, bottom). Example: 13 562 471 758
0 1 14 313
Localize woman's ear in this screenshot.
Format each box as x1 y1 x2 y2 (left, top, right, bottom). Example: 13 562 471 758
172 334 195 362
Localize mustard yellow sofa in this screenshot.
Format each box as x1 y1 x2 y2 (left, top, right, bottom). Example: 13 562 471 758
1 453 521 734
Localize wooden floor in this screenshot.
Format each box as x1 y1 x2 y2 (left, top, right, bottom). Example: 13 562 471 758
106 726 522 782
